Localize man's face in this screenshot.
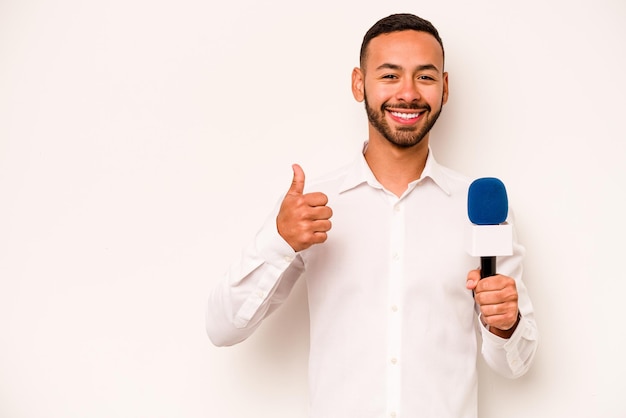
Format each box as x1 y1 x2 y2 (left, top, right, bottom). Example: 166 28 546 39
352 30 449 148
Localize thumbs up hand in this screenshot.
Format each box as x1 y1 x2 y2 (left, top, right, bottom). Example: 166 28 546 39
276 164 333 252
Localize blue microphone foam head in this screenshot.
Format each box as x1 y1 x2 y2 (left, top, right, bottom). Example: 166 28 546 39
467 177 508 225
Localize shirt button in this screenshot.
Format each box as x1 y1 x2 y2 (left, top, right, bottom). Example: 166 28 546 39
255 291 264 299
391 305 398 312
394 205 401 212
392 252 400 261
390 412 397 418
390 357 398 365
284 255 293 262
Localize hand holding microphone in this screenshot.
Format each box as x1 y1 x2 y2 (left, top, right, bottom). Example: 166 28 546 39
466 269 519 335
465 178 520 336
276 164 333 252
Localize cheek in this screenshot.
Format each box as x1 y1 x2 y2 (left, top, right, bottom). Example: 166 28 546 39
428 86 446 105
364 81 394 101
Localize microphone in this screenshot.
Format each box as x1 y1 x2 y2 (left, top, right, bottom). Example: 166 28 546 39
466 177 513 279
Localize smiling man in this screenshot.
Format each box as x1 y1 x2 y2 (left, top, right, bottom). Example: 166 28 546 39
356 30 447 149
206 13 538 418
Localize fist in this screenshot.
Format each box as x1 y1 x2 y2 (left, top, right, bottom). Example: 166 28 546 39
466 269 520 336
276 164 333 252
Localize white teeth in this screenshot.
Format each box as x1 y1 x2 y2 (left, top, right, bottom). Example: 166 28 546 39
391 111 420 119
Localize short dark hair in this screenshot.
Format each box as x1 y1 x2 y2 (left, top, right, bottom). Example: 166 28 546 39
359 13 445 67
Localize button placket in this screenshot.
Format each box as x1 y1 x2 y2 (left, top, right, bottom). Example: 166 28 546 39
387 199 405 415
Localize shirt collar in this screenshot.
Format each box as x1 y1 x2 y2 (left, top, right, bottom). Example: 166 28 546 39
339 141 452 196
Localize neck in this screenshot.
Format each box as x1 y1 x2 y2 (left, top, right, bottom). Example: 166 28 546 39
364 133 430 197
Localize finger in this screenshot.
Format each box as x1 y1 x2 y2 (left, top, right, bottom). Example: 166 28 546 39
466 269 480 290
307 204 333 221
475 287 517 310
480 308 519 330
304 191 329 207
475 275 516 294
312 219 332 233
302 206 333 221
475 286 518 306
288 164 305 195
480 300 517 316
311 231 329 244
320 205 333 220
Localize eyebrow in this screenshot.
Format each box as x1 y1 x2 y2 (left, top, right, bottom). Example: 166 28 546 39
376 63 441 73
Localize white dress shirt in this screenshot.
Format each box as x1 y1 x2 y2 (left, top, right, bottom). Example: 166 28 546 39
206 144 538 418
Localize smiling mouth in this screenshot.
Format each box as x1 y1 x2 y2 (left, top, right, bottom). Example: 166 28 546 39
387 109 426 125
389 111 423 120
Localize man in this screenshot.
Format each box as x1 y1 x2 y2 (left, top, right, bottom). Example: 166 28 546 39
206 13 538 418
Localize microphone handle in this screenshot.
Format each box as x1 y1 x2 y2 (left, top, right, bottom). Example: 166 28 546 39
480 256 496 279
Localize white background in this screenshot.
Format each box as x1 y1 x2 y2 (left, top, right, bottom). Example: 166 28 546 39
1 0 625 417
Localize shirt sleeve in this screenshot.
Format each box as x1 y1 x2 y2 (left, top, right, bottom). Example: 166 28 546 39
478 217 539 378
205 208 305 347
479 311 539 378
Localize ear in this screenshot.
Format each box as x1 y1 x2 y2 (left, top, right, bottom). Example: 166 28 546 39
442 72 449 105
351 67 365 102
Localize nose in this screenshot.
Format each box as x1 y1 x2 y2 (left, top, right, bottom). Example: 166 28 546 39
396 78 421 103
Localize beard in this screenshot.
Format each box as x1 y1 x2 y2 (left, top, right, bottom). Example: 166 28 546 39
364 91 444 148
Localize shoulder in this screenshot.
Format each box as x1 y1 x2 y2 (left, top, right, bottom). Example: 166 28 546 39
304 159 359 195
427 153 473 197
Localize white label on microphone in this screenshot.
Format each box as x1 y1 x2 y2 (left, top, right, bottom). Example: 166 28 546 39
465 223 513 257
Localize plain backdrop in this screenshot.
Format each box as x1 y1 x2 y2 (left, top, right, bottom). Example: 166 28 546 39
1 0 625 417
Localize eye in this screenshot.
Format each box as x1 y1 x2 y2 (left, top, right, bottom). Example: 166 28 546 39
382 74 398 80
417 75 435 81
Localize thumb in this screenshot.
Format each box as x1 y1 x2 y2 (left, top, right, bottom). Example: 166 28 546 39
466 269 480 290
288 164 305 195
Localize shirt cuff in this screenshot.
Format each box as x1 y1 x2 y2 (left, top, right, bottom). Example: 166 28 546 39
480 314 539 376
255 218 297 269
232 221 298 329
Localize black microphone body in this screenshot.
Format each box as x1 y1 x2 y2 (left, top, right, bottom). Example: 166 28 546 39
480 256 496 279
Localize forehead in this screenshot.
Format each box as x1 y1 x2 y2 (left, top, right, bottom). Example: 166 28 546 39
364 30 444 71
